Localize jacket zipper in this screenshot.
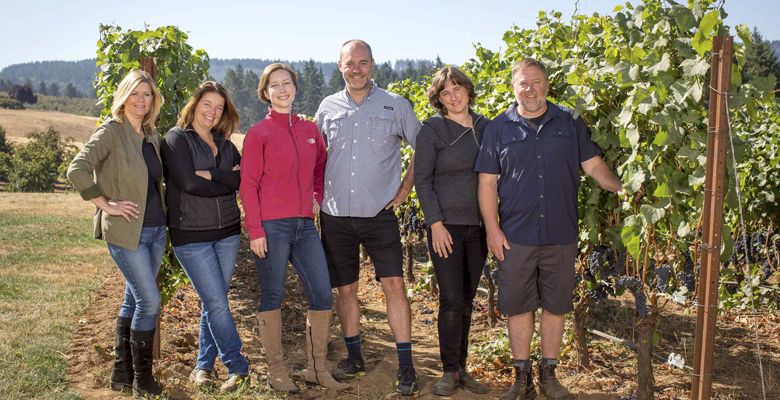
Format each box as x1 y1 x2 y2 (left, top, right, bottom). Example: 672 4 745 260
286 115 304 216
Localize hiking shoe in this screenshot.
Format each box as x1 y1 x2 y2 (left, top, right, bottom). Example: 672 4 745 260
459 367 490 394
332 358 366 380
189 368 217 388
539 363 571 400
500 364 535 400
431 371 459 396
395 366 419 396
220 373 249 393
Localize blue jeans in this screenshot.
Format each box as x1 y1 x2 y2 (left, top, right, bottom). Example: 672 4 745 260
255 218 333 312
174 234 249 375
108 225 167 331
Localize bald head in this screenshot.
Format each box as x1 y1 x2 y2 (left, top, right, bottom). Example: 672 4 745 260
340 39 374 63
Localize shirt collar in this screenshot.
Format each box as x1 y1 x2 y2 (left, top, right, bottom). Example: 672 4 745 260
504 100 563 124
343 81 377 107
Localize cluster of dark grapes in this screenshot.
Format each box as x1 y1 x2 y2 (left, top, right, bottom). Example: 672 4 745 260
724 229 778 291
586 245 612 278
616 275 648 317
654 264 672 293
676 252 696 293
401 204 424 236
586 282 611 306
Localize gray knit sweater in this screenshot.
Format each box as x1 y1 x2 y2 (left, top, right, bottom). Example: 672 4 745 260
414 111 489 226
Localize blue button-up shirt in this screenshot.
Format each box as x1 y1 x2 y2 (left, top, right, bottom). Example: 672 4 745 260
315 84 420 217
474 101 601 245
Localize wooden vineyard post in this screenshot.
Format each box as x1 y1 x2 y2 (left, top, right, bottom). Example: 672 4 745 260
139 56 162 360
690 35 732 400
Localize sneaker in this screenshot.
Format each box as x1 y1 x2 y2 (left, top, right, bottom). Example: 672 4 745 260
219 373 249 393
431 371 459 396
332 358 366 380
539 363 571 400
459 367 490 394
189 368 217 388
395 366 419 396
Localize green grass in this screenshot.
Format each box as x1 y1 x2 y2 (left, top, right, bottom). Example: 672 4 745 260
0 209 112 399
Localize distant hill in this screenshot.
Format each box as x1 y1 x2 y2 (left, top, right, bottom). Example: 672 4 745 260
0 58 434 99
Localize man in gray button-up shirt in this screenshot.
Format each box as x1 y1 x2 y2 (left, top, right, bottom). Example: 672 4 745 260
314 39 421 394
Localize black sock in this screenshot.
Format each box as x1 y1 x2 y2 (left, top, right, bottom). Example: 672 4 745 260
344 334 363 362
396 341 413 368
540 358 558 368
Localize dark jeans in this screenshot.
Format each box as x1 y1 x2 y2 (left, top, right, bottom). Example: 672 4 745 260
255 218 333 311
427 224 487 372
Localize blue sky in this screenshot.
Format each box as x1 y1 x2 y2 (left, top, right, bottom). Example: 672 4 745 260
1 0 777 69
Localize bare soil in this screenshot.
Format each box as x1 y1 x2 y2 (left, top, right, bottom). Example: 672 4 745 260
64 240 778 399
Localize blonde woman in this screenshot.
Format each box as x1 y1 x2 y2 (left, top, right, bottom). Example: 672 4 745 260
67 70 165 397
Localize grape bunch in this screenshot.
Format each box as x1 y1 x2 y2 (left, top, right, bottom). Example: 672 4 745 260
654 264 672 293
587 282 610 306
586 245 612 278
616 276 648 317
401 204 424 236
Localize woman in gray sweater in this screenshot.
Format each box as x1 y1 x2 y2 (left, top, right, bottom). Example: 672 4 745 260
413 66 490 396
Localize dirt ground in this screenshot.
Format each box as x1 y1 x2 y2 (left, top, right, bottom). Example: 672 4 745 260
65 238 778 399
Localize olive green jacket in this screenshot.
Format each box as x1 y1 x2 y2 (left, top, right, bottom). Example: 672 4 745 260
67 118 165 250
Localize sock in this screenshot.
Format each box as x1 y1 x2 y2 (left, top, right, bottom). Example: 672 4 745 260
513 359 530 370
396 341 413 368
540 358 558 368
344 334 363 362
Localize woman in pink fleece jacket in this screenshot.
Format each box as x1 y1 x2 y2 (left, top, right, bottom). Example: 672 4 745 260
239 63 347 393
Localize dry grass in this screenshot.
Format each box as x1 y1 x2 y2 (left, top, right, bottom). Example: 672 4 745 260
0 108 98 146
0 192 113 399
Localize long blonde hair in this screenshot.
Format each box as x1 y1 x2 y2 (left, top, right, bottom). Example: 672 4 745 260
110 70 164 130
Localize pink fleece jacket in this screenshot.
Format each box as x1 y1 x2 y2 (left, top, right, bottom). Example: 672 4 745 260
239 109 326 240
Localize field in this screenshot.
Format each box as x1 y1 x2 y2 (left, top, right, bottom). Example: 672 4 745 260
0 108 98 146
0 192 776 399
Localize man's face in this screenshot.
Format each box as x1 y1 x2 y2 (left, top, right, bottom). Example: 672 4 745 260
338 43 374 93
512 66 549 116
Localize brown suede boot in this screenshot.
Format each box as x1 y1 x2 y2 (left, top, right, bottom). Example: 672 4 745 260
499 363 535 400
539 362 572 400
256 310 300 393
304 310 350 390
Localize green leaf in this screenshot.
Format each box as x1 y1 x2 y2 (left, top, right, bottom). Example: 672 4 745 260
735 24 751 46
691 10 720 56
647 53 671 75
680 57 709 77
677 220 691 237
640 204 665 224
653 182 671 197
621 220 642 259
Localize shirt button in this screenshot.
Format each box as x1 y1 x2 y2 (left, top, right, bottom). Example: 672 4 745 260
354 122 358 126
351 172 355 176
353 139 357 143
352 156 356 159
351 189 355 193
539 194 544 198
541 214 544 218
537 155 541 159
538 175 543 178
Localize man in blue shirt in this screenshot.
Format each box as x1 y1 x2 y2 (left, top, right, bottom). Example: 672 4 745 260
475 58 622 400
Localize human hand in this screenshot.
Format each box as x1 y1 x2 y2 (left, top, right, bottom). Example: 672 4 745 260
232 164 240 171
312 198 320 215
250 237 268 258
103 200 139 222
384 185 412 210
195 170 212 180
486 227 511 262
430 222 453 258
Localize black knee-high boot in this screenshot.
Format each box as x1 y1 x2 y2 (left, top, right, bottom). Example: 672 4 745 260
130 329 163 397
109 317 133 392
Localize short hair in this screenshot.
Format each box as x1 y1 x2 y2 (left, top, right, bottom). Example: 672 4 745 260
177 81 240 136
426 66 476 115
257 63 298 104
340 39 374 62
111 70 163 130
511 58 548 81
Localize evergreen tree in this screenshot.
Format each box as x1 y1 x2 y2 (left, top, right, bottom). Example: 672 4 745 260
743 27 780 91
222 65 266 132
38 81 48 96
374 61 397 88
48 82 60 97
300 60 325 116
0 79 8 91
325 68 344 95
63 82 80 98
434 55 444 71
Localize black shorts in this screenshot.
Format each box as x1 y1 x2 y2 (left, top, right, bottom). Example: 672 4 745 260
320 209 403 288
495 242 577 316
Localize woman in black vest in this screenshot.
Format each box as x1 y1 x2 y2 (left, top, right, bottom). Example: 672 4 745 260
161 81 248 392
414 66 491 396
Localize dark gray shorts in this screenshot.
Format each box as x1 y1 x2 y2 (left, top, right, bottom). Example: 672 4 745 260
496 242 577 316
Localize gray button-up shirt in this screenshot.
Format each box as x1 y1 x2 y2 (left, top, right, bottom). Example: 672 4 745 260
315 84 420 217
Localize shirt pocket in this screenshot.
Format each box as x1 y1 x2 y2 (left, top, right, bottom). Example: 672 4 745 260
547 128 573 157
368 113 396 154
324 112 348 149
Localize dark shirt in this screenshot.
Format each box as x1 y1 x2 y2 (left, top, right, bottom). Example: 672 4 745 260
161 129 241 246
474 101 601 245
414 111 489 226
142 139 166 227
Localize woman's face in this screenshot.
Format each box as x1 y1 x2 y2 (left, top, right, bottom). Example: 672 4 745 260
265 69 296 112
123 82 153 121
193 91 225 132
439 79 469 116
